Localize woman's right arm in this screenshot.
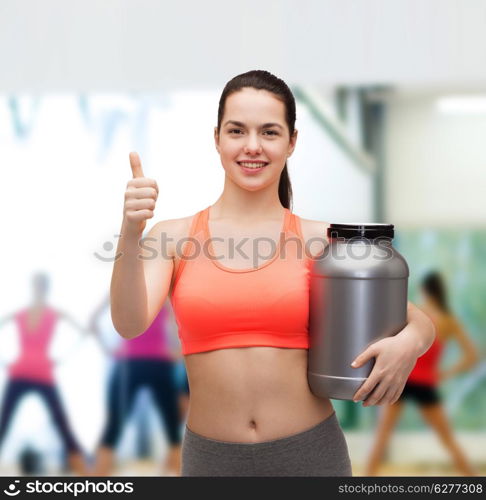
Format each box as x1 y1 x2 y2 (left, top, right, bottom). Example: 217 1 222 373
110 152 173 339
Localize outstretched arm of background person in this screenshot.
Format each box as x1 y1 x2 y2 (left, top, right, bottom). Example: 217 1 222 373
52 310 94 365
0 312 16 330
0 312 16 367
58 310 92 336
86 294 114 355
439 317 480 382
351 300 436 406
88 294 110 334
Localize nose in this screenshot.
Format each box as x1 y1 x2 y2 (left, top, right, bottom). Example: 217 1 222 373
244 131 262 154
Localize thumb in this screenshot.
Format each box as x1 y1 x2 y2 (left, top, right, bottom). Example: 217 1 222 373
129 151 144 178
351 343 377 368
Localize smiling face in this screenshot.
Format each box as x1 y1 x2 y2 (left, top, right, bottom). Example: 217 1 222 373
214 87 297 192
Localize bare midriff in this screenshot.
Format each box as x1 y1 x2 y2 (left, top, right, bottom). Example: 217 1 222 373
184 346 334 443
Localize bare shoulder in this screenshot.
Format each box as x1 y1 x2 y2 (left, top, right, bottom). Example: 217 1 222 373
145 213 196 258
297 216 330 259
152 214 194 235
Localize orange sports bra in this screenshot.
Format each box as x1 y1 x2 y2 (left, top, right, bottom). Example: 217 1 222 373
169 205 313 355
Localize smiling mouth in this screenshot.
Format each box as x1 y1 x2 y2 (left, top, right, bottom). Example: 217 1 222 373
237 161 269 169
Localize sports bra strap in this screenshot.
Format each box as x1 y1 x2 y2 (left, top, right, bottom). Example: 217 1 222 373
288 211 297 235
289 212 305 243
171 209 205 288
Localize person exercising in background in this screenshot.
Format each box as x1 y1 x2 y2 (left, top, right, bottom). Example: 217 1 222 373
0 272 89 475
89 296 185 476
364 270 480 476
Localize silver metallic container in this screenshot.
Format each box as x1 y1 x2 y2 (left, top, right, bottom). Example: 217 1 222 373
307 223 409 400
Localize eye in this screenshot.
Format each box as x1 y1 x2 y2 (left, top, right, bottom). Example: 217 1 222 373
228 128 242 134
264 130 278 136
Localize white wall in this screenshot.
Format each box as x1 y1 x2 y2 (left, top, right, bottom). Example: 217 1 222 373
291 101 373 223
2 0 486 91
385 94 486 227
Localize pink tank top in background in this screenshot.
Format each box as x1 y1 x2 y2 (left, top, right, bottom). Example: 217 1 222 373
9 307 58 384
114 305 173 360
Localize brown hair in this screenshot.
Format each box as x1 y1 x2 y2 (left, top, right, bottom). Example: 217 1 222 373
421 270 451 313
216 70 296 211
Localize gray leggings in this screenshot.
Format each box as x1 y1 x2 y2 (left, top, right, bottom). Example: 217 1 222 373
181 411 352 476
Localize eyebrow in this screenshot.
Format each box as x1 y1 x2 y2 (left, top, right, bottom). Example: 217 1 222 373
223 120 283 130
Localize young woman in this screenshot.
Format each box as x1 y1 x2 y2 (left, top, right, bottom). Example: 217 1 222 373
364 271 480 476
0 272 88 475
110 70 436 476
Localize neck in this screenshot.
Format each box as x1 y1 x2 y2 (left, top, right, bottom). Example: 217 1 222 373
29 299 46 309
212 177 285 221
424 296 441 311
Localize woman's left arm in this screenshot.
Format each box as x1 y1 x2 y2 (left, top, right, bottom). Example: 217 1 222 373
351 300 436 406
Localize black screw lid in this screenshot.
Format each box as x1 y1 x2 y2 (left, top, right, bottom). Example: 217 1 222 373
327 223 394 240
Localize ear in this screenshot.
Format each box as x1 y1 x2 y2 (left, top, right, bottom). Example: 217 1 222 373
214 126 220 153
287 129 298 157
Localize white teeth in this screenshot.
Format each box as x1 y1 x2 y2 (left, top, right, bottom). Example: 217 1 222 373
239 162 267 169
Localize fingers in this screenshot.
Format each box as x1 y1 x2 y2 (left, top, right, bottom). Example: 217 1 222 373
123 151 159 234
124 209 155 225
353 365 383 402
128 177 159 195
379 385 404 406
125 197 156 211
125 186 158 200
362 382 385 407
352 336 415 406
358 378 404 406
364 382 395 407
129 151 144 178
389 383 406 405
351 343 378 368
